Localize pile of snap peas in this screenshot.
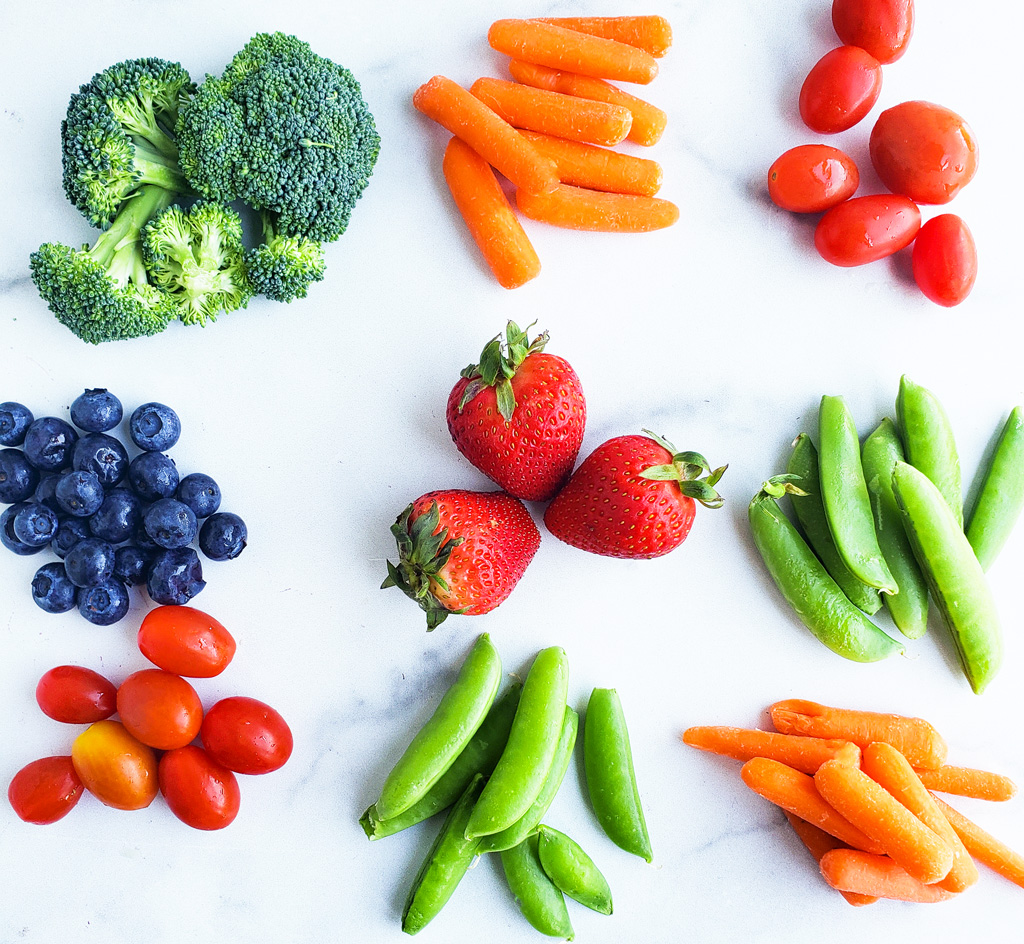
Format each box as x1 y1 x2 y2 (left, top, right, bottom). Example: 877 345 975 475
361 634 652 938
749 376 1024 694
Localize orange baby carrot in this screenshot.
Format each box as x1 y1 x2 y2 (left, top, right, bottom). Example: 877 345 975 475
933 795 1024 889
533 15 674 58
784 812 878 906
519 131 663 197
820 849 958 904
739 757 886 854
861 742 978 893
509 60 668 146
814 758 954 885
412 75 558 195
682 726 860 774
470 77 632 147
916 765 1018 802
517 184 679 233
488 19 659 86
769 699 948 769
441 137 541 290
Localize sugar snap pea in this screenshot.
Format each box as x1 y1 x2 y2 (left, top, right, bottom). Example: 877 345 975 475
537 825 613 915
966 406 1024 571
500 832 574 940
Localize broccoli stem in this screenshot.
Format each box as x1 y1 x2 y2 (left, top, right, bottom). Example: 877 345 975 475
113 100 180 161
91 185 176 288
131 141 192 197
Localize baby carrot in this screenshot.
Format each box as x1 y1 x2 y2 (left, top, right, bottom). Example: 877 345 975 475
509 60 667 146
784 813 878 906
682 726 861 774
739 757 886 854
519 131 663 196
533 15 674 58
441 138 541 290
915 765 1018 803
489 19 659 86
412 75 558 195
819 849 958 904
814 758 954 885
932 795 1024 889
769 699 948 769
517 184 679 233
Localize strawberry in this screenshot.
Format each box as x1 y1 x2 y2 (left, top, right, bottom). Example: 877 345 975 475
446 322 586 502
382 489 541 629
543 431 726 559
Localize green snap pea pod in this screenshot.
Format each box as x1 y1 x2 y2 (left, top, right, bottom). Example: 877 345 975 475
376 633 502 822
748 478 904 662
787 433 882 615
862 419 930 640
583 687 652 862
477 706 578 854
361 682 522 840
500 832 574 940
966 406 1024 571
818 395 898 594
896 375 963 526
465 646 569 839
892 461 1003 694
402 773 485 935
537 825 613 915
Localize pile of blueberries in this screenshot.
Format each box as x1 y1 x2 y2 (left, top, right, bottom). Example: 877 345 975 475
0 391 247 625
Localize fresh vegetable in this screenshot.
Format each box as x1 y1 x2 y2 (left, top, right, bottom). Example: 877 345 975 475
784 813 878 906
537 825 613 915
767 145 859 213
798 46 883 135
814 194 921 266
916 766 1018 803
534 15 673 57
681 726 861 774
819 848 956 903
200 696 293 775
71 719 159 810
245 211 327 303
35 665 117 724
158 745 240 831
933 795 1024 889
912 214 978 307
116 669 204 751
8 757 84 825
521 131 663 196
501 832 574 940
137 605 236 677
517 184 679 232
831 0 915 64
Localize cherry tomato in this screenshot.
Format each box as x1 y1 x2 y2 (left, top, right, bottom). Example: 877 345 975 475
72 720 159 810
870 101 979 204
799 46 882 134
832 0 914 64
35 665 117 724
116 669 203 751
912 214 977 307
138 605 236 678
159 745 241 830
768 145 860 213
201 696 293 775
8 756 83 824
815 194 921 267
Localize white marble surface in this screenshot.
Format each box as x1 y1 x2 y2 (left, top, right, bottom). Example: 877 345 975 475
1 0 1023 941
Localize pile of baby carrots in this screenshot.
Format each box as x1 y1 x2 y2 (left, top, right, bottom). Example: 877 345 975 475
412 15 678 289
683 699 1023 904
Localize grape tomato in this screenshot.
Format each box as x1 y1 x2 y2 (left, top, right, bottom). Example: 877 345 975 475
116 669 204 751
8 756 83 824
159 745 241 830
768 145 859 213
815 194 921 267
36 665 117 724
72 720 159 811
201 696 293 775
137 605 236 678
799 46 882 135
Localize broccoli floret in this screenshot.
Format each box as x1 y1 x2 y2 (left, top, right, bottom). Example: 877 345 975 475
245 211 326 303
177 33 381 243
30 184 178 344
142 202 252 325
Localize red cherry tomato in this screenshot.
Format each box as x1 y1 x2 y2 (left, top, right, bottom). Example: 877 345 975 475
8 756 83 824
159 745 241 830
35 665 117 724
116 669 204 751
201 696 293 775
832 0 914 64
72 720 159 810
768 145 860 213
799 46 882 134
815 194 921 267
912 214 977 307
138 605 236 678
870 101 979 205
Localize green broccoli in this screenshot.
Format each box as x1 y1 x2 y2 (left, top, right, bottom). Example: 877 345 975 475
142 202 252 325
30 184 178 344
176 33 381 243
245 211 326 303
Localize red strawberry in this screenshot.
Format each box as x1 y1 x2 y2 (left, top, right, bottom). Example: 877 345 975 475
447 322 586 502
544 431 726 559
382 489 541 629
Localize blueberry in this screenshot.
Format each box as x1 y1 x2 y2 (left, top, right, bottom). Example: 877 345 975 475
64 537 115 588
51 517 92 558
132 519 160 552
31 562 78 614
12 502 59 547
22 417 78 472
55 470 105 517
129 402 181 452
1 504 45 556
147 548 205 605
199 512 248 561
113 545 154 585
143 498 198 549
176 473 221 518
78 580 131 625
70 389 123 433
0 402 33 446
34 472 67 512
128 451 179 502
0 448 40 503
72 433 129 487
89 488 141 543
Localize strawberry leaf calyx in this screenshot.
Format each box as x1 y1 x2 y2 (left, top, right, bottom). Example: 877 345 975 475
637 429 728 509
456 321 550 422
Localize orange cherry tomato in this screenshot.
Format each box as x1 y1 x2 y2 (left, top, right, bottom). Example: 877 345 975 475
768 145 860 213
72 720 159 810
832 0 914 64
201 696 293 775
8 756 83 824
35 665 117 724
159 745 241 831
912 214 977 307
116 669 204 751
815 194 921 267
137 605 236 678
799 46 882 134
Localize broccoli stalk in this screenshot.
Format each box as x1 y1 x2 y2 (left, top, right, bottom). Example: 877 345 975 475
245 210 326 303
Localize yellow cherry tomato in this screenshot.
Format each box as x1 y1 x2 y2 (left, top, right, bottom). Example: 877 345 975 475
71 720 159 811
